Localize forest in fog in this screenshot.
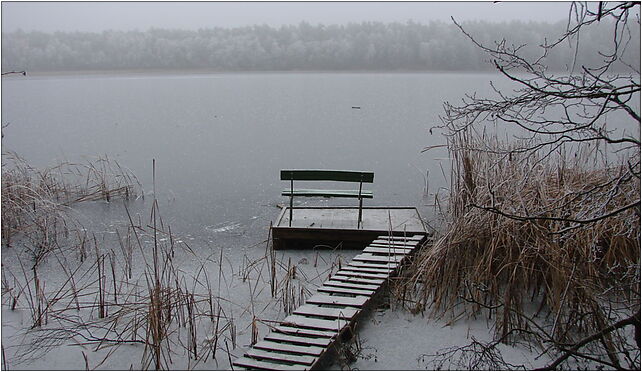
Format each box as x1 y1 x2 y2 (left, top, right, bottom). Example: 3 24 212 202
2 19 639 72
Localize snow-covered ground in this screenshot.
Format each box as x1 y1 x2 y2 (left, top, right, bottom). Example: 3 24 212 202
4 195 637 371
1 199 540 371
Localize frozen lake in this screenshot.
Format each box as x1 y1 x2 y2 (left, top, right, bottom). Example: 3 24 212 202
1 71 511 242
1 71 513 370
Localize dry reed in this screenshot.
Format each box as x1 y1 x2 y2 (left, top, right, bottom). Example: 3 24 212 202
2 153 142 261
2 155 342 370
400 133 640 357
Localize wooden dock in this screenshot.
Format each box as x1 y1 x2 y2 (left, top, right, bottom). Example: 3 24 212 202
232 234 427 370
272 206 427 249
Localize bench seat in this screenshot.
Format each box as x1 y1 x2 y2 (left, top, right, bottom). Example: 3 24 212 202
282 189 373 198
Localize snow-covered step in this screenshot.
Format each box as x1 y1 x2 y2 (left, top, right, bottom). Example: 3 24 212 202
232 233 428 370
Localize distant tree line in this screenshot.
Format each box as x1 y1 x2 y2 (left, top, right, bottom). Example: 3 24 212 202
2 20 639 72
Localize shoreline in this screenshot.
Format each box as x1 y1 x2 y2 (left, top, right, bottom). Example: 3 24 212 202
3 68 499 78
6 68 637 79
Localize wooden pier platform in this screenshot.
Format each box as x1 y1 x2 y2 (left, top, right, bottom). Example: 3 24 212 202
232 234 427 370
272 206 427 250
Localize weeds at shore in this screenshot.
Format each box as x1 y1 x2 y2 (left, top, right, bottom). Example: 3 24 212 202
2 195 241 369
399 133 640 369
1 152 142 260
2 155 332 370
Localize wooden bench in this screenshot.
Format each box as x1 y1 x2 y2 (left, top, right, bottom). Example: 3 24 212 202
281 170 374 228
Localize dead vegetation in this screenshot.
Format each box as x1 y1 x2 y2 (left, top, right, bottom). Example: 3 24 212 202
397 3 641 369
400 133 640 369
1 155 336 370
1 152 141 257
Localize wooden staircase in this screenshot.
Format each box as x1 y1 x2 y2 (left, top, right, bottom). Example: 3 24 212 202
232 234 427 370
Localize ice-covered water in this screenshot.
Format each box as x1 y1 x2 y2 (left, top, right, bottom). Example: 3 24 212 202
1 71 513 230
1 71 520 369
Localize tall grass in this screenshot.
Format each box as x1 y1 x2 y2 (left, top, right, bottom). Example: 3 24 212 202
2 155 331 370
1 153 142 261
401 133 640 353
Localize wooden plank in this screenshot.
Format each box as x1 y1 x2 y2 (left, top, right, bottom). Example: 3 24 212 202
354 252 406 260
353 254 405 263
282 189 373 198
317 285 374 296
273 325 337 338
399 234 425 240
376 234 424 243
371 239 419 247
253 340 324 356
348 261 398 270
375 235 424 241
283 314 348 331
272 227 386 249
364 247 412 255
369 241 418 248
367 245 415 252
364 251 410 259
232 356 307 371
366 245 415 253
274 206 288 226
323 279 380 291
375 234 424 240
281 170 374 183
366 249 406 255
245 348 316 365
264 332 332 347
294 304 359 320
273 208 427 235
331 275 385 285
305 294 369 307
336 269 390 279
273 225 425 248
343 264 394 274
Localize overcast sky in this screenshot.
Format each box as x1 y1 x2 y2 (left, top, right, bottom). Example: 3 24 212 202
2 1 575 33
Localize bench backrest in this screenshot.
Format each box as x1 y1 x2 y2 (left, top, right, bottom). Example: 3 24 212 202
280 170 374 183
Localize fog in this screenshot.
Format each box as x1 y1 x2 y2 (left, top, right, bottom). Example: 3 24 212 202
2 2 572 33
1 2 639 73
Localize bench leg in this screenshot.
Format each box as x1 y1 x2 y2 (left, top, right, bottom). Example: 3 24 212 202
358 197 363 229
289 180 293 227
289 197 293 227
357 181 364 229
